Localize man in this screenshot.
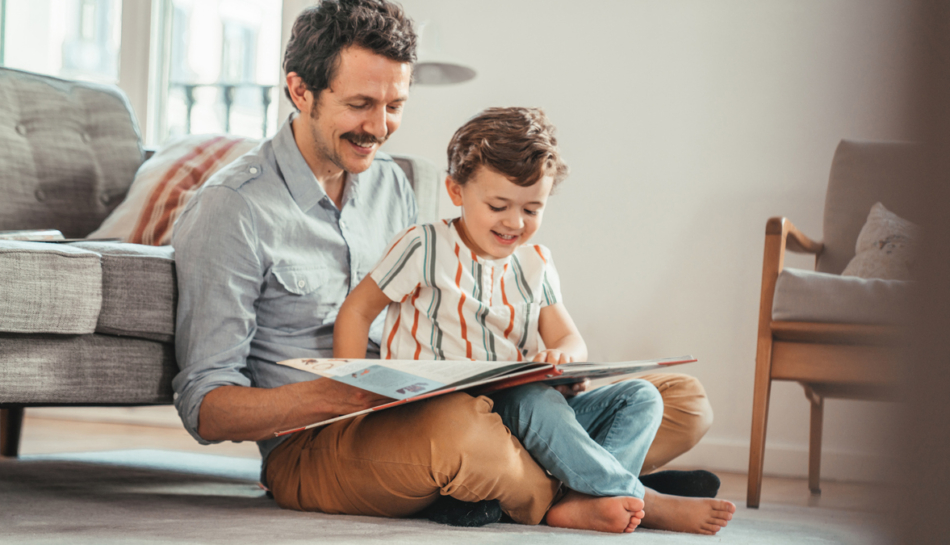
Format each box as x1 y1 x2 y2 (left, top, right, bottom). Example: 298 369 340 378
172 0 717 532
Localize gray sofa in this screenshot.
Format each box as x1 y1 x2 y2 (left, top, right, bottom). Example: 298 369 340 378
0 67 439 457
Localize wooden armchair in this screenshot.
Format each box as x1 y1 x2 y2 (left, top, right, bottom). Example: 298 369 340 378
746 140 919 508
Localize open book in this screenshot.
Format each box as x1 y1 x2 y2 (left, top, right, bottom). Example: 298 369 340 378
274 355 696 436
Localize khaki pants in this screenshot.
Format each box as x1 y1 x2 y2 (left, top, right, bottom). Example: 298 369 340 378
266 373 711 524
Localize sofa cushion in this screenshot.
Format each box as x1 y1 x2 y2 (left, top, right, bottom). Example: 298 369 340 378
772 267 911 324
0 241 102 334
0 333 175 404
70 242 177 343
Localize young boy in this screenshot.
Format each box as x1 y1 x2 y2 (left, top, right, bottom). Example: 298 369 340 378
334 107 735 535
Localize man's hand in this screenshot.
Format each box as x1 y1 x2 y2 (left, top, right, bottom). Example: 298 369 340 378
316 378 394 415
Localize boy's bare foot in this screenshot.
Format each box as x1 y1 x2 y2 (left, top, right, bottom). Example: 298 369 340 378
641 487 736 535
545 490 645 534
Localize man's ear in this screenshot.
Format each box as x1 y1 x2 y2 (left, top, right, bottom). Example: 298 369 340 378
286 72 313 113
445 176 464 207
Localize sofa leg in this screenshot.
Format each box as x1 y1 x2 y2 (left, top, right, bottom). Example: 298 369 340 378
1 407 24 457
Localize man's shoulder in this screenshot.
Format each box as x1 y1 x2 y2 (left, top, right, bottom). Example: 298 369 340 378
205 147 268 192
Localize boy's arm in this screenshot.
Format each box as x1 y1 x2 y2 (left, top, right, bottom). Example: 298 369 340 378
536 302 588 364
334 275 394 358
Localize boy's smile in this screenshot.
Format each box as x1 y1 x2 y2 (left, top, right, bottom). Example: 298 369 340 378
447 166 554 260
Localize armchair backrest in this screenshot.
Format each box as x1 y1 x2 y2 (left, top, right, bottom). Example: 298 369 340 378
817 139 923 274
0 68 144 238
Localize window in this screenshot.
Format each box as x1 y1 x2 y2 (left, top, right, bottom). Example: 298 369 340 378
0 0 282 145
1 0 123 84
155 0 282 143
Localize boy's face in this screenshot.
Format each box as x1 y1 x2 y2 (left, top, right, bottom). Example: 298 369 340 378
446 166 554 260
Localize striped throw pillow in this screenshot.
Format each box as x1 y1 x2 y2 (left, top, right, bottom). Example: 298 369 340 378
88 135 259 245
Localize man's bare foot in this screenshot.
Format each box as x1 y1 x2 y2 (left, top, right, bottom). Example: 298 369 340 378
545 490 645 534
641 487 736 535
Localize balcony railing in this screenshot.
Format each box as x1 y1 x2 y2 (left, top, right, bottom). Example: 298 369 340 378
171 82 276 138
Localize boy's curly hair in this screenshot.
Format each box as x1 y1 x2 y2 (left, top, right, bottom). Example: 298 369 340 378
283 0 417 108
446 107 569 187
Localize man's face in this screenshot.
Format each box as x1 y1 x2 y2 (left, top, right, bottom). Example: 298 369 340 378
307 46 411 174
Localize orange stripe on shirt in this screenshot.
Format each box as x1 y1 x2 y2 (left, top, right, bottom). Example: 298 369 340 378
410 284 422 359
455 244 472 359
533 245 547 263
382 225 418 260
385 312 401 360
500 265 521 361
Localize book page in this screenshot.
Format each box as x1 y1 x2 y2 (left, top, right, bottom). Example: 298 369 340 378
275 358 541 400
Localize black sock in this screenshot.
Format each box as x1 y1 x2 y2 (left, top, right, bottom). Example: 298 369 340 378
639 469 721 498
420 496 503 527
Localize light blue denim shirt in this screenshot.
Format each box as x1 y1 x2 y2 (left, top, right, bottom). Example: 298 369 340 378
171 114 417 466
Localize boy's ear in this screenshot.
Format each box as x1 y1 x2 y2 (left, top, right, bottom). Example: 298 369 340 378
445 176 464 207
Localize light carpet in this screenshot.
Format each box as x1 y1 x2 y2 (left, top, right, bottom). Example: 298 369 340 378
0 449 889 544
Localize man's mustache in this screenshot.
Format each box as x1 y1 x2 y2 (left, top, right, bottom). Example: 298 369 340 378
342 132 385 147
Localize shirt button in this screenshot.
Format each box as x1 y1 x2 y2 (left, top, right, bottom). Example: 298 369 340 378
15 123 26 136
249 167 259 175
340 221 347 229
297 280 305 289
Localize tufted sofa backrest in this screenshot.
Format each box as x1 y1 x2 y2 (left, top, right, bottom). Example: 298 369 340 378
0 68 144 238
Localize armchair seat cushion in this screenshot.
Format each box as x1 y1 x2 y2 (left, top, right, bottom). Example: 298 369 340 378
0 241 102 334
71 242 176 343
771 268 911 325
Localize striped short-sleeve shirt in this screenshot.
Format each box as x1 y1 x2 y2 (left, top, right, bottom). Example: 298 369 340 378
370 219 563 361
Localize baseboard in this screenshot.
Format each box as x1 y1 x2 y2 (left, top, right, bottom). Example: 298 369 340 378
24 406 183 428
668 437 895 482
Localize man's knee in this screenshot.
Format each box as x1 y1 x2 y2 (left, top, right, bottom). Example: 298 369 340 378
643 373 714 446
416 393 508 452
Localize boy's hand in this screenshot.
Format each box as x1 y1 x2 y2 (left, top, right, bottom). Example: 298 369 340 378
533 349 575 365
533 350 588 398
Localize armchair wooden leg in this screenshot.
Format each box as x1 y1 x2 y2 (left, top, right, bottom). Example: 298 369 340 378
804 386 823 495
747 340 774 508
1 407 24 458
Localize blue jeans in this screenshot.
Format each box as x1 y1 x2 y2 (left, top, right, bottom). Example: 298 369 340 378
489 380 663 499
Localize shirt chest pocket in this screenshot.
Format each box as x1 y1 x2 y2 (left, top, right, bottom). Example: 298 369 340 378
261 265 337 331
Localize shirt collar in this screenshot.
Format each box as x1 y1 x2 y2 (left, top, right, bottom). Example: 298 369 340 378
448 218 513 268
272 112 362 213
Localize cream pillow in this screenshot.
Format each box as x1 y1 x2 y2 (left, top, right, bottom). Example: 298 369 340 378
88 134 259 245
841 202 918 280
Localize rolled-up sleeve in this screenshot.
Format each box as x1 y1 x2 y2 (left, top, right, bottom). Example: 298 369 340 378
171 185 261 444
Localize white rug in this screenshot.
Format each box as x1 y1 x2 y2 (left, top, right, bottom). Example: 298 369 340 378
0 450 889 545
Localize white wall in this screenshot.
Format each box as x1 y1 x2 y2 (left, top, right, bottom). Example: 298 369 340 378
282 0 915 481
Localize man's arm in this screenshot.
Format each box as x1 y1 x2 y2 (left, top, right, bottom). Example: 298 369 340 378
172 183 387 442
333 275 393 359
197 381 391 441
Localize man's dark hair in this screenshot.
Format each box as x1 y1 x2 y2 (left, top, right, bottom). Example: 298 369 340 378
283 0 417 108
